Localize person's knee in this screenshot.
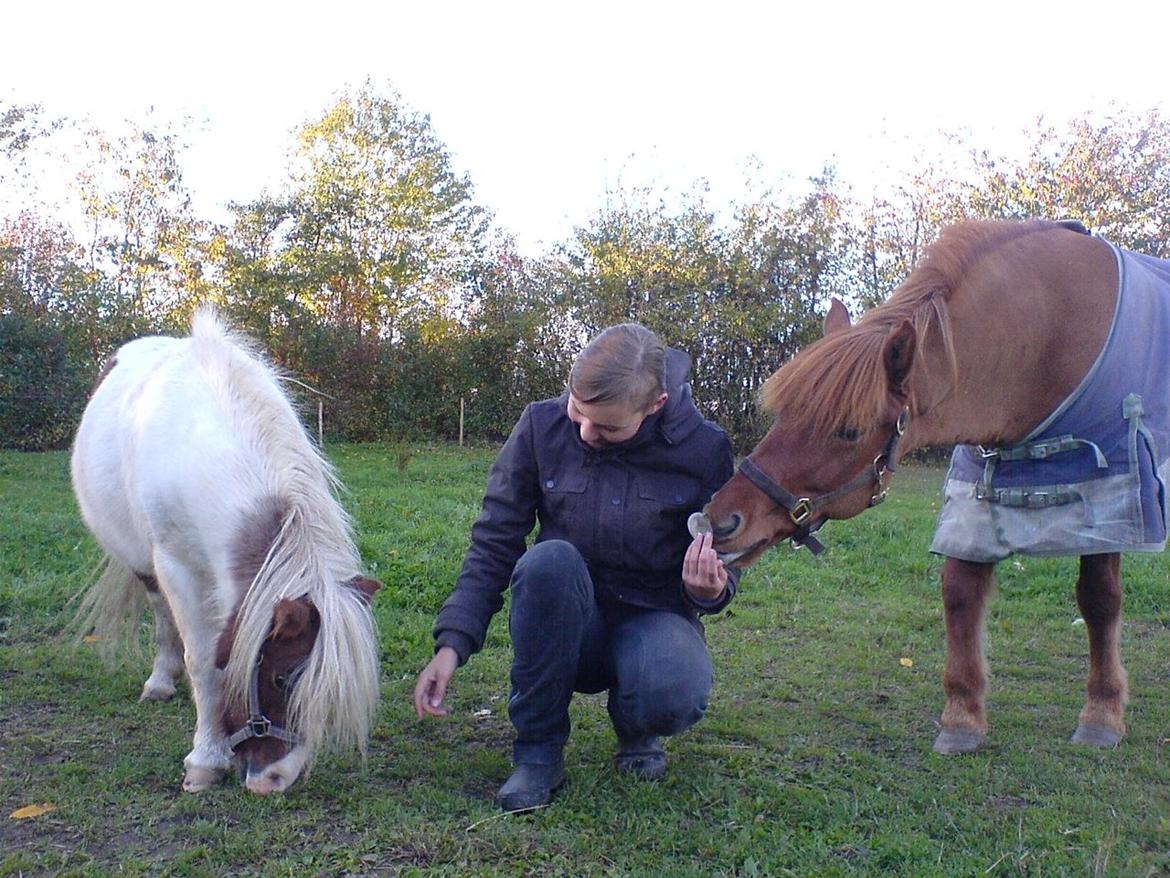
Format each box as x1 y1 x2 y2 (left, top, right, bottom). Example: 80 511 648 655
513 540 582 580
617 668 712 736
510 540 591 613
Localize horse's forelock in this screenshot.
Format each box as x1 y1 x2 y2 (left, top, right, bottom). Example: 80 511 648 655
285 582 380 762
759 330 893 437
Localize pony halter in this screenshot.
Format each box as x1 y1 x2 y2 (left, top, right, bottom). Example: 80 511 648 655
227 654 303 752
737 407 910 555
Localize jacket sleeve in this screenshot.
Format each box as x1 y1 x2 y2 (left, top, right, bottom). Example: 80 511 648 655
433 405 541 664
683 427 741 615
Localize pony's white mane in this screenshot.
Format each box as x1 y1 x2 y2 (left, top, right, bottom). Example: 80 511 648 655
192 308 379 765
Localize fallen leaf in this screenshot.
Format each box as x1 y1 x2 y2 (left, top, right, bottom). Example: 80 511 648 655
899 657 914 668
83 635 99 643
10 803 56 820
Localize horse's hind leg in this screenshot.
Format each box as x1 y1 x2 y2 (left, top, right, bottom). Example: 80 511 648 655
137 574 184 702
934 557 995 754
1071 552 1127 747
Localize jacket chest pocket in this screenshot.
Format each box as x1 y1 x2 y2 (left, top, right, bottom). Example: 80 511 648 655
540 470 591 527
633 475 703 535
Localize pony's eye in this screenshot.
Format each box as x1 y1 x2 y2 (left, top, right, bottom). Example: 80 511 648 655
273 674 289 691
836 426 860 442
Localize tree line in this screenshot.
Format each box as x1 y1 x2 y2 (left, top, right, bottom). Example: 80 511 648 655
2 85 1169 452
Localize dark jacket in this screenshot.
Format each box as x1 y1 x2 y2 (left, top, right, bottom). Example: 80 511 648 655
434 347 739 664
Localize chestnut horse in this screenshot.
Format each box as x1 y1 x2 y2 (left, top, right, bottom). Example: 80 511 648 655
699 219 1170 754
71 310 381 793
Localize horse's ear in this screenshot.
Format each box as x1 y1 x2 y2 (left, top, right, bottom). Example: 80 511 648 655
348 575 381 606
823 298 852 336
883 320 917 392
271 598 317 641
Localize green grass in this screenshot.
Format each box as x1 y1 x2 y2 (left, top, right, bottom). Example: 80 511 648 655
3 446 1170 876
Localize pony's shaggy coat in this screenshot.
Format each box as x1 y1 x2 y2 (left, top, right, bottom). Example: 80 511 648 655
72 310 379 789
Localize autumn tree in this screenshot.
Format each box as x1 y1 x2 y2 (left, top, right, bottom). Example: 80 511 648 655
73 117 215 326
248 81 491 340
958 108 1170 257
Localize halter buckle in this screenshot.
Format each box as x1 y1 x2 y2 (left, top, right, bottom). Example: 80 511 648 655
896 407 909 436
247 716 272 739
790 498 814 525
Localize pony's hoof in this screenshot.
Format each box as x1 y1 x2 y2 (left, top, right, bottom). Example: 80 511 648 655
933 727 985 754
182 766 225 792
1071 724 1122 748
140 683 176 701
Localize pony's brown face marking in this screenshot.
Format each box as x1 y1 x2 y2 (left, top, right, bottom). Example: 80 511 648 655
219 598 320 786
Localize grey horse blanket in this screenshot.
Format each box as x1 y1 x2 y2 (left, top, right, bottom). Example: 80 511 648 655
931 238 1170 562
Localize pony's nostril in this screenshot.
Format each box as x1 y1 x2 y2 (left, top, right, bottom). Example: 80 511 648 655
711 513 742 540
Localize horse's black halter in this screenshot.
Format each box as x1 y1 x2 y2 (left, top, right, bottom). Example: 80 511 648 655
227 653 304 752
737 407 910 555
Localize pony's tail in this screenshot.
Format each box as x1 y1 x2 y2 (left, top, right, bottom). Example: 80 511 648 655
69 556 150 664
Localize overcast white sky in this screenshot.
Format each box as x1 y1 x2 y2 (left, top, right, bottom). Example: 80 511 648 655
4 0 1168 255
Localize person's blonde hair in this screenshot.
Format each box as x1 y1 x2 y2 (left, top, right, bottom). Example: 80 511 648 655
568 324 666 410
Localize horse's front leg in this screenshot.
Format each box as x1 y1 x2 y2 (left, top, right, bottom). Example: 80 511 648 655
1071 552 1127 747
153 553 234 792
934 557 996 754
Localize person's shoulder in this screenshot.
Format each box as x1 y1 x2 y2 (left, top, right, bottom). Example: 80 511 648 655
527 395 567 421
692 417 733 447
516 396 571 438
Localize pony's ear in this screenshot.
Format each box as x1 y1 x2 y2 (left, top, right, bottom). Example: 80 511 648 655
883 320 917 392
823 298 852 336
271 598 317 641
348 575 381 606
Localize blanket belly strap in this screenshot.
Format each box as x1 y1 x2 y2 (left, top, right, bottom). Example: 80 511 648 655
983 434 1107 466
974 484 1079 508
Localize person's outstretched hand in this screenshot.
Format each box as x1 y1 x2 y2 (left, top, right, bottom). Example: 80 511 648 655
413 646 460 718
682 532 729 602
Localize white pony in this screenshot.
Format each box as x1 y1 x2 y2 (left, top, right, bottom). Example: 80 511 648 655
71 309 381 794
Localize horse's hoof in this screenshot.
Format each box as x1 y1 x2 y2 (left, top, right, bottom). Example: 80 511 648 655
140 683 176 701
1071 724 1122 748
933 727 985 754
182 766 225 792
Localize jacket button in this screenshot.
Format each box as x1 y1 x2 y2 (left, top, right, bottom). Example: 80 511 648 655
545 480 555 488
611 498 621 505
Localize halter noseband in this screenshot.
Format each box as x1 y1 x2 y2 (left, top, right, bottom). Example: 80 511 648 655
227 653 303 752
737 407 910 555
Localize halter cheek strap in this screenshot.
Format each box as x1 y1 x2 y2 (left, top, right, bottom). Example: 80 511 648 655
737 407 910 555
227 655 303 751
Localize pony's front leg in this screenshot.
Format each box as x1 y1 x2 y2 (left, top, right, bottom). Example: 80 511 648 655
153 554 234 792
934 557 995 754
1071 552 1127 747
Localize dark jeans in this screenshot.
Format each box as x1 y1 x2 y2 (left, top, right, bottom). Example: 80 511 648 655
507 539 714 765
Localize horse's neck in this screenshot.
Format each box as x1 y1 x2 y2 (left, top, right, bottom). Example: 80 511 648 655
905 235 1117 451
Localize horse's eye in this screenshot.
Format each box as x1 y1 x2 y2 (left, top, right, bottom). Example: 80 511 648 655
836 426 860 442
273 674 289 691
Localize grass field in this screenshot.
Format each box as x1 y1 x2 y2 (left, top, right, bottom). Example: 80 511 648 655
3 444 1170 876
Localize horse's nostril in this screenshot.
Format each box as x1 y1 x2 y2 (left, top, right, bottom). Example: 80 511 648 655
711 513 742 540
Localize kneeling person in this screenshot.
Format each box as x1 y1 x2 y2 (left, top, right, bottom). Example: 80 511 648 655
413 323 738 811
